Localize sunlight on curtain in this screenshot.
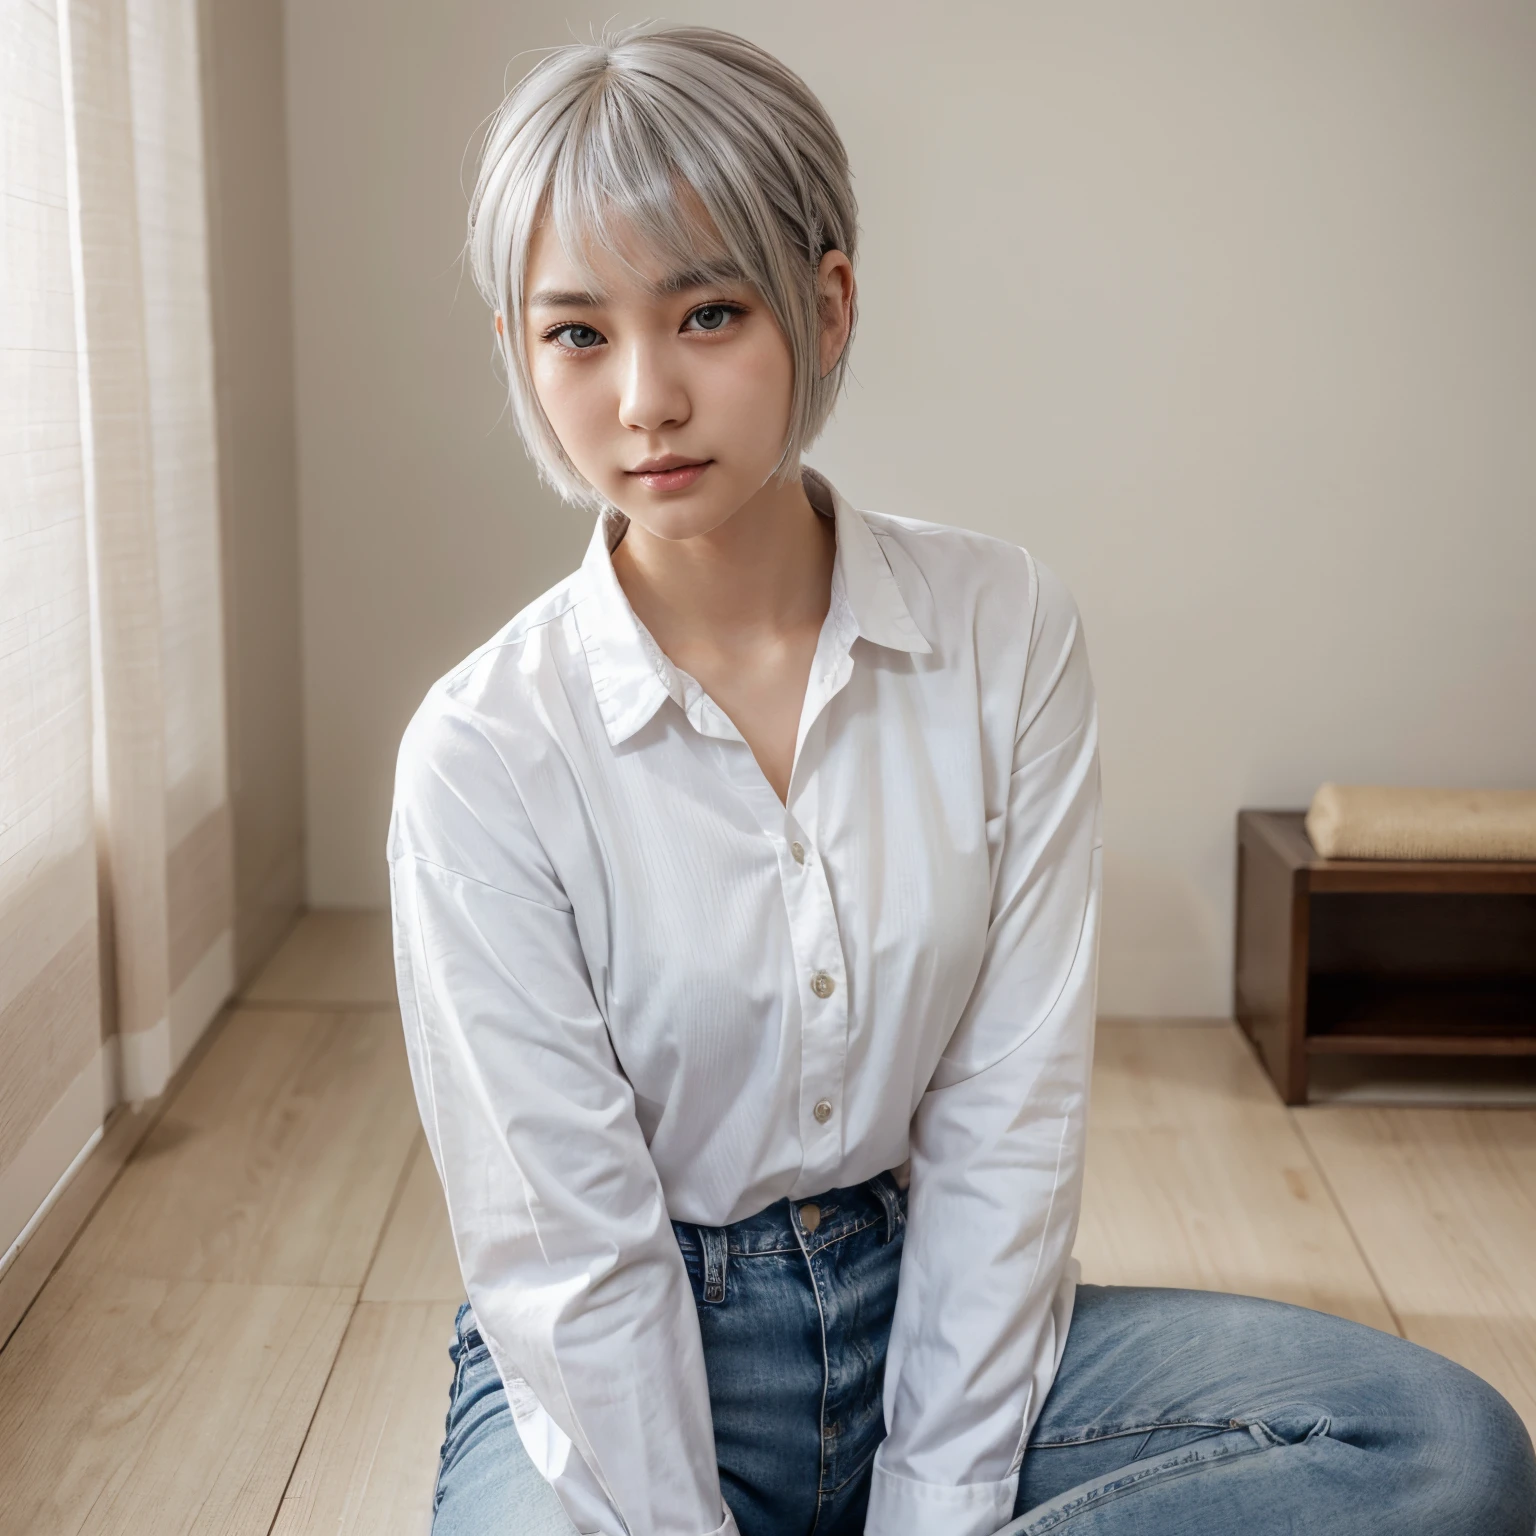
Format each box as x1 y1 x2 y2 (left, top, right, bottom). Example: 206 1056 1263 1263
128 0 233 1012
66 0 233 1100
0 0 108 1272
1 0 233 1269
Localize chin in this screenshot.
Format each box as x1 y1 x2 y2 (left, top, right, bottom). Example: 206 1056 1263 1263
610 483 745 543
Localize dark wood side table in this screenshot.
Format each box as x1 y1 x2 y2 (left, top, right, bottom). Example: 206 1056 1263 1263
1234 810 1536 1104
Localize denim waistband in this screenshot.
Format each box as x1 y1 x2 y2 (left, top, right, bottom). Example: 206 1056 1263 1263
454 1168 907 1345
674 1169 905 1307
672 1168 907 1260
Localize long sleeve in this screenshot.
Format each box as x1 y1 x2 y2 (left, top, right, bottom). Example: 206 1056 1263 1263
387 697 737 1536
865 559 1103 1536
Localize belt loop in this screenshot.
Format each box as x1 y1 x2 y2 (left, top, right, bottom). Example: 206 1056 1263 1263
697 1224 729 1304
871 1172 904 1244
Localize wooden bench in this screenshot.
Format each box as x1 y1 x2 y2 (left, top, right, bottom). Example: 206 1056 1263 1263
1234 809 1536 1104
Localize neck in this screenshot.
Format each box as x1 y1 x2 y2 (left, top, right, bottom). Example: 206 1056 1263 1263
611 468 835 647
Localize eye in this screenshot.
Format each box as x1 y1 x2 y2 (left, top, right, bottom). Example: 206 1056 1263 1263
549 323 604 351
683 303 741 333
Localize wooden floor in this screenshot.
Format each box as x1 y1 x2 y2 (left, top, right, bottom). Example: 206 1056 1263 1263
2 911 1534 1533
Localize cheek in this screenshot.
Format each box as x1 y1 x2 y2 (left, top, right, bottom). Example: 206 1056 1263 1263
529 354 609 455
701 331 794 438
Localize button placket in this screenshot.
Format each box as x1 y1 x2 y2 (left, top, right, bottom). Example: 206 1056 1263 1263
789 834 848 1183
699 715 850 1187
761 804 848 1179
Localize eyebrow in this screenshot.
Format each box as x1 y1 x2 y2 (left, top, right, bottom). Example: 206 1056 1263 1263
654 260 747 295
526 261 749 311
527 288 603 309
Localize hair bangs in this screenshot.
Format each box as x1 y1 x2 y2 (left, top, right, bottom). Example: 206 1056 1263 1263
545 93 738 301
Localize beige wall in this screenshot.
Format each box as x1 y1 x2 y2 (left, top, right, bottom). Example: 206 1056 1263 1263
201 0 306 983
285 0 1536 1016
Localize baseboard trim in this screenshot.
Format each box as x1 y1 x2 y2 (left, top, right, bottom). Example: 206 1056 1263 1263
0 1044 116 1279
0 1124 103 1285
0 1001 234 1354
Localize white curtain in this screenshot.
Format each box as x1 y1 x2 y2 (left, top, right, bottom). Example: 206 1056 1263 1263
67 0 233 1098
0 0 233 1271
0 0 105 1273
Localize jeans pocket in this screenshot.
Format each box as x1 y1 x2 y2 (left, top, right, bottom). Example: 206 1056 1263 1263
433 1355 466 1511
674 1228 707 1303
435 1337 500 1516
441 1323 492 1449
872 1171 906 1242
444 1346 468 1436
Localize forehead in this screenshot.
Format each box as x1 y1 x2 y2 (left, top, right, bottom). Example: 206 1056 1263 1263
523 189 744 307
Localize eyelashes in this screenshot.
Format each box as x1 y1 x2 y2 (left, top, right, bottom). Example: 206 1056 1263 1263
540 301 748 352
544 321 603 351
680 301 746 333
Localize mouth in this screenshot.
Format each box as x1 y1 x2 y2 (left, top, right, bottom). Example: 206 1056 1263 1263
625 456 713 493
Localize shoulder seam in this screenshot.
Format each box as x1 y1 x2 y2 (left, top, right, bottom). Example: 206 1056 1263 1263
388 849 573 913
868 515 1032 556
436 597 578 691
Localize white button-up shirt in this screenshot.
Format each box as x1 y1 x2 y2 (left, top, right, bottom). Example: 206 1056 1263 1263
387 470 1103 1536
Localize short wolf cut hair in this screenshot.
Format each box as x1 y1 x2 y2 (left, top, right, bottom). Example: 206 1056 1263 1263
466 25 859 508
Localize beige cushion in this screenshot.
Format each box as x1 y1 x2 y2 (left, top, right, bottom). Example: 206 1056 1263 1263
1305 783 1536 861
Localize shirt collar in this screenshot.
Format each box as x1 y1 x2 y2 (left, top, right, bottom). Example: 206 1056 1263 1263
573 468 932 748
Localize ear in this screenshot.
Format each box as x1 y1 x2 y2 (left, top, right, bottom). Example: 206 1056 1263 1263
495 311 505 338
815 251 855 379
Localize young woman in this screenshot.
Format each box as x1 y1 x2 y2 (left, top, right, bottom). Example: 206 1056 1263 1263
387 26 1536 1536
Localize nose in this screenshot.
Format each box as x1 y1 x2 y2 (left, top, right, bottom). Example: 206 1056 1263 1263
616 337 690 434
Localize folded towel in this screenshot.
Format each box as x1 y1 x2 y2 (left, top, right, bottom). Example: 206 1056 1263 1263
1305 783 1536 861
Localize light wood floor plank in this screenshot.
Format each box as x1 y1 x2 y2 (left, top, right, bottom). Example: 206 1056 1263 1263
65 1008 417 1287
0 1265 354 1536
1074 1022 1397 1330
271 1300 458 1536
243 909 396 1009
1295 1105 1536 1432
362 1138 463 1305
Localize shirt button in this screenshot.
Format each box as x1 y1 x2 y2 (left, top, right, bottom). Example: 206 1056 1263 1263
813 1098 834 1124
810 972 835 999
790 841 806 865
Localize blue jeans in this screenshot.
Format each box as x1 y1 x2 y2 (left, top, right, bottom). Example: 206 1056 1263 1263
432 1171 1536 1534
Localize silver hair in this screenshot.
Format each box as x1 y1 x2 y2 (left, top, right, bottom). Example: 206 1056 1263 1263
465 24 859 507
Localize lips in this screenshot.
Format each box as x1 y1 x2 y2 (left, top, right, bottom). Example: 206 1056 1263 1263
626 456 712 493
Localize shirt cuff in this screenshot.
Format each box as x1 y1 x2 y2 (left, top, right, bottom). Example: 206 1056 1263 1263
865 1462 1018 1536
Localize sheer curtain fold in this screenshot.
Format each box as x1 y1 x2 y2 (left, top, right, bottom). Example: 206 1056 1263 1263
1 0 234 1270
65 0 173 1086
126 0 233 1027
69 0 233 1099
